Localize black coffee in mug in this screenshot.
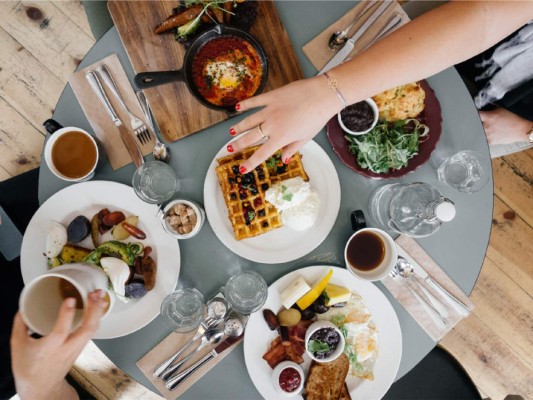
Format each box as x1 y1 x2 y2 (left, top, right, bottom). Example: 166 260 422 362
346 231 385 272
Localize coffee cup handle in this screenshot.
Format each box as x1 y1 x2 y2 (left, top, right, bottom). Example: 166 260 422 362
351 210 367 232
43 119 63 135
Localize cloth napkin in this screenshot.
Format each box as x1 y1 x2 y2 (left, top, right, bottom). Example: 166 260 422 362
382 236 474 341
69 54 155 170
302 0 410 72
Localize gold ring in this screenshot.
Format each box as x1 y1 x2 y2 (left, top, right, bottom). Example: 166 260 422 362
257 123 269 141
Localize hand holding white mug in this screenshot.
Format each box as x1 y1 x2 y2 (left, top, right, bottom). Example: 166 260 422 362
10 290 107 400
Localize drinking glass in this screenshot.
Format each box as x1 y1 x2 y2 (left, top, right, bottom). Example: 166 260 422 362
160 288 204 333
132 161 179 204
437 150 489 193
223 270 268 315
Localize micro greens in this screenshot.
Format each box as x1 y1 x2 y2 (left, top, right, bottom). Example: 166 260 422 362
345 119 429 173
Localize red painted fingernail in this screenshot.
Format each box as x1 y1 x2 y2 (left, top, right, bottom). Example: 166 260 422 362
227 144 234 153
284 157 291 164
229 127 236 136
239 166 247 174
235 103 241 111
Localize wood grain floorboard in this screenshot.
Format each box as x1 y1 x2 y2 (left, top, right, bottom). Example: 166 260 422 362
0 1 532 399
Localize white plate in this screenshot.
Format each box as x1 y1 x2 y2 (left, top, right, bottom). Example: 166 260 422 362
20 181 180 339
203 140 341 264
243 266 402 400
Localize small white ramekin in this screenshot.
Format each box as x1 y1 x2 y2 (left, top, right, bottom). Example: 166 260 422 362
161 199 205 239
305 320 345 363
338 98 379 136
271 360 304 397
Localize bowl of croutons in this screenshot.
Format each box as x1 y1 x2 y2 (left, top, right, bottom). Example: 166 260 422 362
161 199 205 239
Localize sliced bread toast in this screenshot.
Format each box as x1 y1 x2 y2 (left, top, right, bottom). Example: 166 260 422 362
304 353 350 400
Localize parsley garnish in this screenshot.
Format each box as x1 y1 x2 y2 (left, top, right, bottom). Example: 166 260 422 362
330 314 346 327
308 339 330 355
281 185 293 201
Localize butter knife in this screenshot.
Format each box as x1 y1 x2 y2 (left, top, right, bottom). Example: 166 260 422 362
166 334 242 391
318 0 391 74
398 248 470 317
85 71 144 168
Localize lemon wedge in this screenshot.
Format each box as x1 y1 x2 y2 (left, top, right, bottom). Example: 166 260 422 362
296 268 333 310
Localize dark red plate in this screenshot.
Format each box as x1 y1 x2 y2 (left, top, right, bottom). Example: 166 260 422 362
326 80 442 179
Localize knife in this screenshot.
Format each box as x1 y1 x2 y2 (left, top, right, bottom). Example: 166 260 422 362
318 0 391 74
85 71 144 168
166 334 243 391
397 247 470 317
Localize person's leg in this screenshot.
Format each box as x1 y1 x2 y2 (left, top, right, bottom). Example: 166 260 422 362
82 0 114 41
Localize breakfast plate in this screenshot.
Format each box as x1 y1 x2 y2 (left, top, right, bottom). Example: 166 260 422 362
327 80 442 179
243 266 402 400
203 140 341 264
20 181 181 339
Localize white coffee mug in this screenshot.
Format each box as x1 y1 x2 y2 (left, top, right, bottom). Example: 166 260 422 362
344 227 398 281
44 127 99 182
19 263 113 335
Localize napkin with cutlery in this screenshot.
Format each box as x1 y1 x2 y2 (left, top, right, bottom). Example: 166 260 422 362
69 54 155 170
137 328 243 399
302 0 410 72
383 236 475 341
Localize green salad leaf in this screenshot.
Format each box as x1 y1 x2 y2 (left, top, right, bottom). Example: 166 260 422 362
345 119 429 173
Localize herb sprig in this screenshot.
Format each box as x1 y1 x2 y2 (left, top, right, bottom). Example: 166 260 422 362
345 119 429 173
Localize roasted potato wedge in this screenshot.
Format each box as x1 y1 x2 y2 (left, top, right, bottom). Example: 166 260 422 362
60 244 92 263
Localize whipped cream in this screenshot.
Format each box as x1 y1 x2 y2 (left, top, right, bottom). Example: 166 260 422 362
265 177 320 231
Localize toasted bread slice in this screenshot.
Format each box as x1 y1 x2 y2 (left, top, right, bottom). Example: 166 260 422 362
304 353 350 400
339 382 352 400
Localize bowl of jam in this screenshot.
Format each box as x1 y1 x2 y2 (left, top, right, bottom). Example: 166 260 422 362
338 98 379 136
305 320 345 363
271 361 304 397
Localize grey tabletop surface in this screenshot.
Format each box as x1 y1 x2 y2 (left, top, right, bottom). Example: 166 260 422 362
38 1 493 398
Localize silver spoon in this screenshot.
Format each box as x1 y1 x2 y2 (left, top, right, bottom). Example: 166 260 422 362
154 298 229 379
166 317 245 391
161 328 224 381
396 257 450 318
390 263 448 330
136 90 171 163
328 0 375 50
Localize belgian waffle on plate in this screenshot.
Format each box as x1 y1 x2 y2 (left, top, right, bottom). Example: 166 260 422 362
215 146 309 240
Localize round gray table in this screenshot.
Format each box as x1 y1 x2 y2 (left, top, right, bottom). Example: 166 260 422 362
39 2 492 398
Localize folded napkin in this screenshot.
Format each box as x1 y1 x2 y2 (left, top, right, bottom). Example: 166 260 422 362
137 328 243 399
302 0 410 72
382 236 474 341
69 54 155 170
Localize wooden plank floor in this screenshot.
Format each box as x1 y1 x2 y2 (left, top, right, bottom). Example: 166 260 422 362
1 2 531 399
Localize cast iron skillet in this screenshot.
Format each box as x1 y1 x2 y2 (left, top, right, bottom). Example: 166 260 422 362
134 25 269 115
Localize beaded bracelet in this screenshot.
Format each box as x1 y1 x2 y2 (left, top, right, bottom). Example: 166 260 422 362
323 71 347 109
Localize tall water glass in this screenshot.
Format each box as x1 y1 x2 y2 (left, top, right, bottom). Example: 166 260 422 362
132 161 179 204
160 288 204 333
223 270 268 315
437 150 489 193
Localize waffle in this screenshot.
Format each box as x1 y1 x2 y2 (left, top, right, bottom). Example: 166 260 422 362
216 146 309 240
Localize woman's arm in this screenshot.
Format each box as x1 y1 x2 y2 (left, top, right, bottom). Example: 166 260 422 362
229 1 533 172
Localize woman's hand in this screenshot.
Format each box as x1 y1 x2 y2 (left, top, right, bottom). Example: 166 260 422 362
228 76 342 173
11 290 107 400
479 108 532 145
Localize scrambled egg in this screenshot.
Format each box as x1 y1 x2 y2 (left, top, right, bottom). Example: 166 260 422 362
205 60 248 90
317 293 378 380
372 82 426 121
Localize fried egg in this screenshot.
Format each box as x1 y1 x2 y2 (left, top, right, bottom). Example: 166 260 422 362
317 293 378 379
205 61 248 90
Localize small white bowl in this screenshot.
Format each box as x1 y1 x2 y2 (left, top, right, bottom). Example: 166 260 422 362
161 199 205 239
305 320 345 363
338 98 379 136
271 361 304 397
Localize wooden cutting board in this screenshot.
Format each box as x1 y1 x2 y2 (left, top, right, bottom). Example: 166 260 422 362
108 0 303 142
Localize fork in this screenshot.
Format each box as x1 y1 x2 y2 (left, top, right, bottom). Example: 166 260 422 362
153 315 217 379
96 64 152 145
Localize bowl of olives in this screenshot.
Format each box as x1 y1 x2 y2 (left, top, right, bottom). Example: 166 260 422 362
304 320 345 363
